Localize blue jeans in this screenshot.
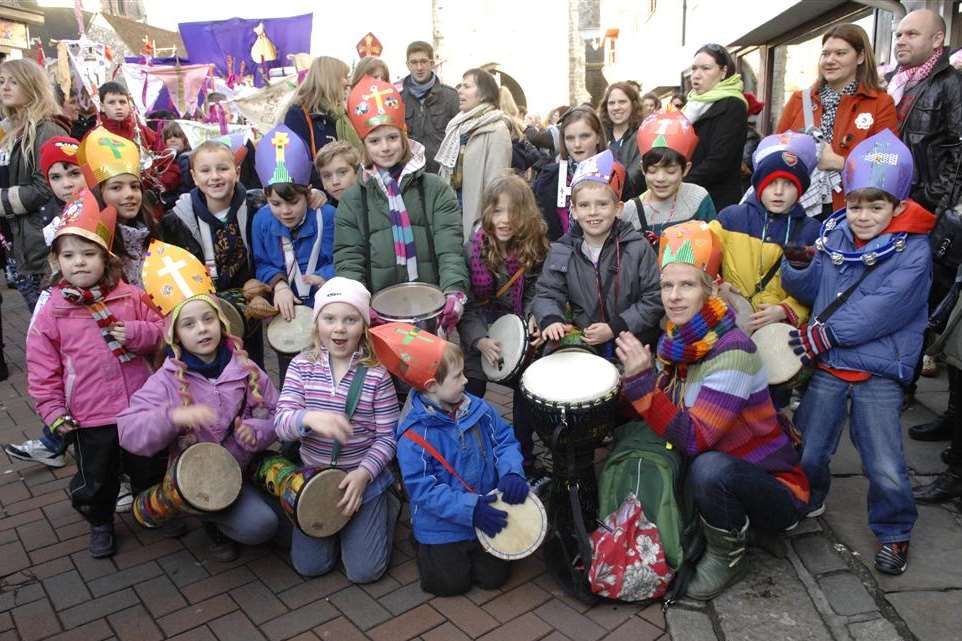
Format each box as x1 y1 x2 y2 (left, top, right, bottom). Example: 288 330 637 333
687 451 800 531
794 370 917 543
202 484 279 545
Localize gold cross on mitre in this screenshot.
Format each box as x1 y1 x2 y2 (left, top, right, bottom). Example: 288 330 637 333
363 84 393 114
271 131 289 162
157 255 194 298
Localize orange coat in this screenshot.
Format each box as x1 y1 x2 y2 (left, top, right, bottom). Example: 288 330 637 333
776 84 897 210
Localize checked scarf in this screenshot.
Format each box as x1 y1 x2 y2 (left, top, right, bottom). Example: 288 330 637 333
60 283 134 363
372 168 419 281
657 296 735 376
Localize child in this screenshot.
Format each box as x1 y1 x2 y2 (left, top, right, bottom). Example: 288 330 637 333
161 139 266 367
252 124 335 383
710 131 821 334
79 126 159 287
162 121 193 197
274 277 400 581
117 241 282 562
782 130 935 575
622 112 715 241
27 191 167 557
334 76 468 334
532 106 608 241
533 149 662 356
314 140 359 207
461 174 548 474
373 322 527 596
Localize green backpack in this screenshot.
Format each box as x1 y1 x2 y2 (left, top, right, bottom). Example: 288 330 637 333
596 421 704 602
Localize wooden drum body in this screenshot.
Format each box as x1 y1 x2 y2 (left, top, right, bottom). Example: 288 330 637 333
250 454 350 538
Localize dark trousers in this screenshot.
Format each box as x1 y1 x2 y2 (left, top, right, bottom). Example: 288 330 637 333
466 378 536 468
417 539 511 596
69 425 167 526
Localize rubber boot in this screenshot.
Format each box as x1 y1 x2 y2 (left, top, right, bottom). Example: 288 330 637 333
686 517 749 601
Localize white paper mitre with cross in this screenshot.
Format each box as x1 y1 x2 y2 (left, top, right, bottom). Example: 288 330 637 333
142 240 216 317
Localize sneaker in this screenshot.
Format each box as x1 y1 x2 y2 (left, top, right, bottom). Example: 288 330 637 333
875 542 909 575
921 355 938 378
89 523 116 558
805 504 826 518
115 477 133 512
4 439 66 468
204 523 239 562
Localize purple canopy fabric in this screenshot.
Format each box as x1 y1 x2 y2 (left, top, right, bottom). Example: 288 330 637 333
178 14 312 86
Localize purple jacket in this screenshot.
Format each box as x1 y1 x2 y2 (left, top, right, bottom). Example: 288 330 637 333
117 350 278 468
27 281 164 427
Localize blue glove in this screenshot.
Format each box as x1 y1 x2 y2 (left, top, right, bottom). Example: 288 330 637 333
472 494 508 537
497 473 529 505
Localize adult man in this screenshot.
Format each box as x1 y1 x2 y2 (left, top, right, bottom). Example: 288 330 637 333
400 41 459 173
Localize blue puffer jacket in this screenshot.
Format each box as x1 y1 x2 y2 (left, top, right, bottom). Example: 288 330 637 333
396 392 524 544
780 204 933 383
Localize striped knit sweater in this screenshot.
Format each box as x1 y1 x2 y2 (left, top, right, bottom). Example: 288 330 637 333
623 329 810 504
274 350 399 482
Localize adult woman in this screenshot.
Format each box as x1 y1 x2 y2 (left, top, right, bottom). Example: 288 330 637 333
616 221 808 600
682 44 749 210
350 57 390 87
600 81 645 199
0 59 67 313
435 68 512 238
640 92 662 118
282 56 361 186
776 24 896 213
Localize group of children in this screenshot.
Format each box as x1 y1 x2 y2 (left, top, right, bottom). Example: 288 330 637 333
7 67 936 604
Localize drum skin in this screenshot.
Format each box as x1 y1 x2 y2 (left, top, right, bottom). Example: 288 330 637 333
371 283 445 334
482 314 529 383
752 322 804 385
476 489 548 560
267 305 314 354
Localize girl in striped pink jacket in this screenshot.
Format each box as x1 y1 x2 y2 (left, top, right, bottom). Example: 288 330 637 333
274 277 400 582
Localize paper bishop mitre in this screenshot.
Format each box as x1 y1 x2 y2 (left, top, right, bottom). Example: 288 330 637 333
370 322 447 391
53 190 117 253
141 240 216 317
77 126 141 188
658 221 722 278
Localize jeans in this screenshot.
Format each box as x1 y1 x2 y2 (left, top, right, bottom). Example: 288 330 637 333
202 484 279 546
794 370 917 543
687 451 800 531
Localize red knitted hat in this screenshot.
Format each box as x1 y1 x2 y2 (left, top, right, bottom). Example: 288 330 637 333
39 136 81 178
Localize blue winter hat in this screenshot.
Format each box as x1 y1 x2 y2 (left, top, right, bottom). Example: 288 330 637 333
752 132 817 196
843 130 913 200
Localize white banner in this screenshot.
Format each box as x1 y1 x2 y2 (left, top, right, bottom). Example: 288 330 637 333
226 76 297 132
173 120 253 150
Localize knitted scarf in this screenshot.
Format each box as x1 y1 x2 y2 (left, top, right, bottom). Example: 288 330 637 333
817 80 857 143
404 73 437 101
60 283 134 363
657 296 735 371
371 168 419 281
435 104 505 180
682 74 747 123
889 47 943 106
468 229 524 313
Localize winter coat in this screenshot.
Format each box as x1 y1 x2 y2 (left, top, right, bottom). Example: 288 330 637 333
27 281 164 427
251 204 335 309
2 119 67 274
396 392 524 544
776 84 897 211
401 76 460 174
685 97 748 211
459 118 512 238
333 144 468 295
117 350 278 468
608 125 645 200
532 162 568 241
283 103 338 188
532 218 662 343
780 201 934 383
887 52 962 213
709 195 820 324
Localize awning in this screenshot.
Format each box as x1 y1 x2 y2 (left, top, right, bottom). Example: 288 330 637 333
730 0 855 46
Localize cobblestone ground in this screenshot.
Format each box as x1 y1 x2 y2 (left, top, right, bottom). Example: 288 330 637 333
1 288 959 641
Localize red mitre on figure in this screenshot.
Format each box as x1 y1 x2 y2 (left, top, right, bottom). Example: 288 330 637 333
636 111 699 161
370 322 448 391
348 76 406 140
356 33 384 58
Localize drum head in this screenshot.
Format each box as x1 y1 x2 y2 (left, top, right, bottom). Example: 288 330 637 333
728 292 755 336
521 349 620 404
217 297 246 339
296 468 350 538
476 490 547 560
267 305 314 354
482 314 527 382
175 442 242 512
752 322 803 385
371 283 445 322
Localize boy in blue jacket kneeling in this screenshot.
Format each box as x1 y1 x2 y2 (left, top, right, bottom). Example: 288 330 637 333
370 322 527 596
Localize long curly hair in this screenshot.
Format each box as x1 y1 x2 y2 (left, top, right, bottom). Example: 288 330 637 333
479 173 549 273
0 59 60 162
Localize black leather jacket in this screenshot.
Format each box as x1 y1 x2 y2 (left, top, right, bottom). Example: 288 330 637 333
400 76 459 174
893 52 962 213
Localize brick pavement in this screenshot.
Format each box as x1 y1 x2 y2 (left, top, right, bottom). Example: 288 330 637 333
0 292 667 641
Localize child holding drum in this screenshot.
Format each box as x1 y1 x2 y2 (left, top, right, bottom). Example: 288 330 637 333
374 322 529 596
273 277 400 581
27 192 167 558
251 124 336 384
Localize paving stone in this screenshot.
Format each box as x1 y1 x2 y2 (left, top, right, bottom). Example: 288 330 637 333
0 540 30 576
112 537 183 569
329 585 392 630
378 581 433 615
482 582 551 623
260 598 339 641
107 604 164 641
208 610 268 641
228 581 287 624
167 626 218 641
431 595 499 637
12 598 61 641
44 619 114 641
388 559 420 586
182 566 256 604
421 622 471 641
848 617 903 641
604 617 664 641
134 574 189 618
638 603 666 629
665 608 717 641
59 587 139 629
15 518 58 551
360 573 401 598
87 560 164 597
793 535 848 576
817 573 877 616
0 581 44 612
534 599 606 641
42 570 92 610
3 491 65 516
246 554 303 592
313 616 368 641
158 594 239 637
888 590 962 641
475 612 551 641
27 534 88 564
583 602 639 630
0 612 10 632
368 603 445 641
158 549 210 587
0 480 29 506
499 555 545 592
278 571 350 609
70 550 116 580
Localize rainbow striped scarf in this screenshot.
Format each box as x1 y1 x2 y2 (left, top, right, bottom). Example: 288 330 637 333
657 296 735 367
